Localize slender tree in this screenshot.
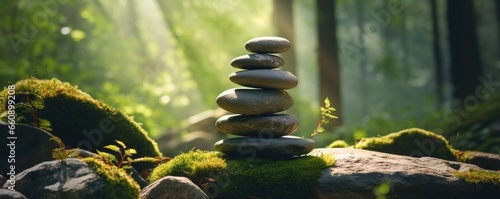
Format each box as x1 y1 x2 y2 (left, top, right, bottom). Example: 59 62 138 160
431 0 444 107
355 0 368 116
316 0 342 127
446 0 482 100
273 0 297 75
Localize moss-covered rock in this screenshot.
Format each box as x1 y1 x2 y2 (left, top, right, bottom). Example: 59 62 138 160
148 150 334 199
326 140 349 148
0 78 161 171
452 169 500 186
83 157 141 199
354 128 458 161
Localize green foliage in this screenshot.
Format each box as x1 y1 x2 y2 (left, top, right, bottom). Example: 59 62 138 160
49 136 80 161
0 78 161 172
82 157 140 199
354 128 458 161
95 140 149 170
0 0 274 139
373 181 391 199
0 92 52 132
452 169 500 187
148 150 335 198
311 97 337 139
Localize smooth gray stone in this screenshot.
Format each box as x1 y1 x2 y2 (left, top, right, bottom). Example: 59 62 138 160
140 176 209 199
0 189 27 199
229 69 298 89
245 37 291 53
216 88 293 115
3 158 139 199
216 114 299 137
313 148 499 199
230 54 284 69
214 136 315 157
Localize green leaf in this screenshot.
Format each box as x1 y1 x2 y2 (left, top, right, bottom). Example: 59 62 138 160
115 140 126 149
96 150 117 163
38 118 52 128
31 97 45 109
125 148 137 156
104 145 121 153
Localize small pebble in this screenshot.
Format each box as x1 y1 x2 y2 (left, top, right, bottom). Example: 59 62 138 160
245 36 291 53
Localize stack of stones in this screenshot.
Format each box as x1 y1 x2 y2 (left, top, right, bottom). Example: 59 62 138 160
214 36 315 158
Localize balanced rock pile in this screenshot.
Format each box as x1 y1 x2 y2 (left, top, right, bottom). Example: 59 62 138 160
214 36 315 158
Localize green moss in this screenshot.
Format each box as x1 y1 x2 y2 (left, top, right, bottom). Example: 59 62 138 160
148 150 335 199
83 157 140 199
452 169 500 187
148 150 226 183
456 150 476 162
354 128 458 161
326 140 349 148
0 78 161 171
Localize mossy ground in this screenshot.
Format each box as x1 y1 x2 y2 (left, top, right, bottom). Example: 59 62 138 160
0 78 161 171
352 128 458 161
148 150 335 199
83 157 140 199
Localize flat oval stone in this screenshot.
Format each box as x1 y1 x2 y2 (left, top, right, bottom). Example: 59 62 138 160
245 37 291 53
214 136 315 157
229 69 298 89
230 54 284 69
216 88 293 115
216 114 299 137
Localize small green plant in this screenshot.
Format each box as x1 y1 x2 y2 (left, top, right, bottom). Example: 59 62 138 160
49 136 79 161
95 140 166 170
373 181 390 199
0 92 52 132
311 97 337 139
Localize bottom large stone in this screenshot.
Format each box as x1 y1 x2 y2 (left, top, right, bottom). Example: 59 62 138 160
214 136 315 158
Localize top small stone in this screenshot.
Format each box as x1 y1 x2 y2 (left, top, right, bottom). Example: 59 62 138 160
245 36 291 53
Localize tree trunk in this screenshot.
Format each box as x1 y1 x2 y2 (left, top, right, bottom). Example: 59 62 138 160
446 0 482 100
355 0 368 116
400 9 410 82
316 0 342 128
431 0 444 107
273 0 297 75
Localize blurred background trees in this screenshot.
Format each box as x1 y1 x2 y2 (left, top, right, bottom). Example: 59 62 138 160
1 0 499 155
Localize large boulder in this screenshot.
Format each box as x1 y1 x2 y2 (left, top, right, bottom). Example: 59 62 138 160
353 128 458 161
140 176 209 199
0 78 162 172
3 158 140 199
458 151 500 170
314 148 500 199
